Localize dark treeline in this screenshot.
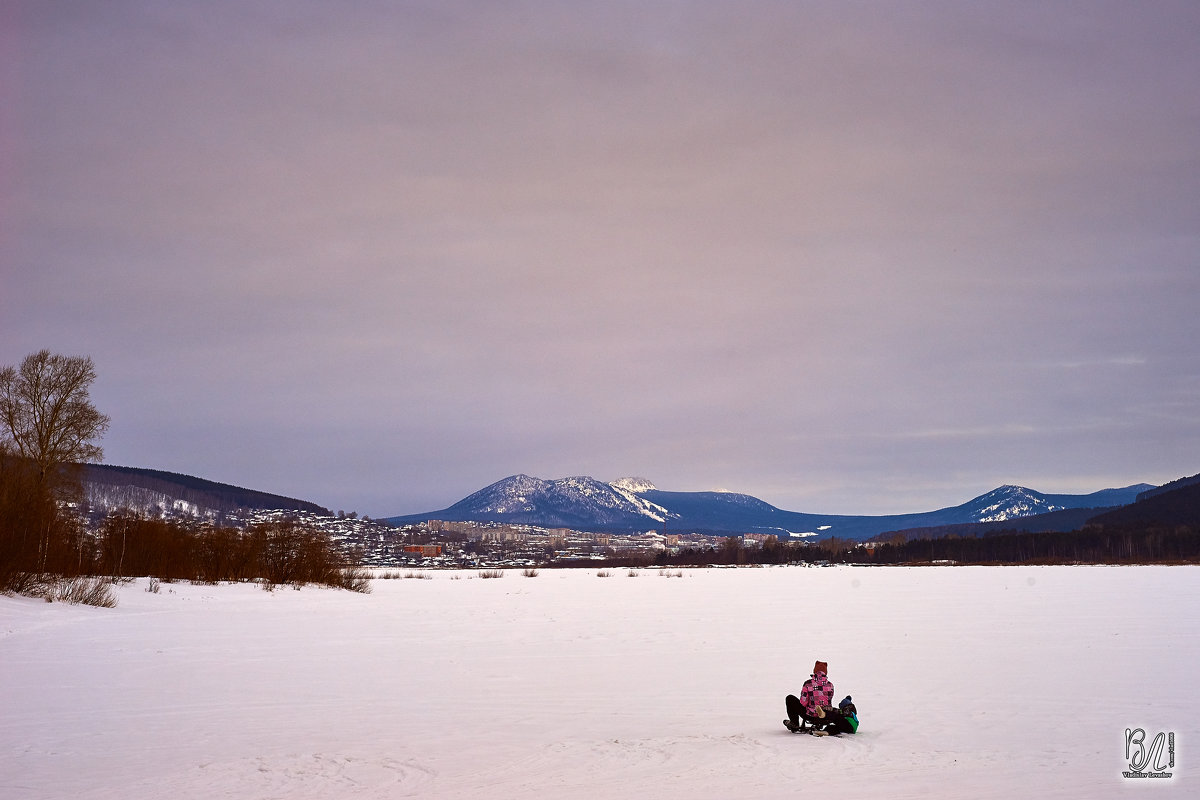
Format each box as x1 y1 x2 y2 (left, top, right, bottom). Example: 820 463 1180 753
563 525 1200 569
97 512 369 589
564 535 857 569
855 524 1200 565
0 452 92 590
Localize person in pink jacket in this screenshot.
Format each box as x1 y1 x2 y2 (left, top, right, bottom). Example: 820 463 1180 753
784 660 834 732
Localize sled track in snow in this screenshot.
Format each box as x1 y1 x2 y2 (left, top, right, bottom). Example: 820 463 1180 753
104 752 437 799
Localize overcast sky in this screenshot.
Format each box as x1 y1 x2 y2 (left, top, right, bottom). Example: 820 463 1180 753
3 1 1198 517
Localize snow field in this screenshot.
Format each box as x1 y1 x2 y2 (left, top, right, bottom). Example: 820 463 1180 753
1 566 1196 798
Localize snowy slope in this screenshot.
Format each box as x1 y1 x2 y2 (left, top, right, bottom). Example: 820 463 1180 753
1 566 1194 798
609 477 659 494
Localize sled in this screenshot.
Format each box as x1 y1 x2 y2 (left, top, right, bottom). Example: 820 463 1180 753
783 719 833 736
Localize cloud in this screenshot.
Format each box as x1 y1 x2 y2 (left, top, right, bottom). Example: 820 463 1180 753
3 1 1199 515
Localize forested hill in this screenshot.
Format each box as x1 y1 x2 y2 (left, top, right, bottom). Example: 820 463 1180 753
1134 472 1200 503
80 464 329 516
1087 476 1200 528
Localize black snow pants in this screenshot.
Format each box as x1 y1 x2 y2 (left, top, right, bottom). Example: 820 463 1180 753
785 694 824 728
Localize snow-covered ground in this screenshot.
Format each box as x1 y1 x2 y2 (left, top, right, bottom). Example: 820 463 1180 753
2 566 1195 798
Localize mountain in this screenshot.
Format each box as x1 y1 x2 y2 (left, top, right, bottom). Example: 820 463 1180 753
384 476 1153 540
638 483 1150 539
394 474 671 530
954 484 1153 522
80 464 330 519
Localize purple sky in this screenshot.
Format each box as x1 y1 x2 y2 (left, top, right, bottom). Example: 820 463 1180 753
3 1 1199 517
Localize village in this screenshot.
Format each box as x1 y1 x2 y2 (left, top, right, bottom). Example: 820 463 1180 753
347 518 804 569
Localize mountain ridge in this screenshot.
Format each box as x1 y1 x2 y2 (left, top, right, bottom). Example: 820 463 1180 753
384 475 1154 541
76 464 1164 542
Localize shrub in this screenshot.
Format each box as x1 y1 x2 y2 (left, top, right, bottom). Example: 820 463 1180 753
29 576 118 608
66 577 118 607
1 569 43 595
336 566 373 594
522 568 539 577
596 569 612 578
478 569 504 579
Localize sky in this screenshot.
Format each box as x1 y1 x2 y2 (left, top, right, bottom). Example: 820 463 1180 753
2 0 1199 518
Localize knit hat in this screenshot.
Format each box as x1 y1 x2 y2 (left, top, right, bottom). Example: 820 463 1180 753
813 660 828 676
839 696 853 710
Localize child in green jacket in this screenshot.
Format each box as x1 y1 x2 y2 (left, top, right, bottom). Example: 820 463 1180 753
822 696 859 735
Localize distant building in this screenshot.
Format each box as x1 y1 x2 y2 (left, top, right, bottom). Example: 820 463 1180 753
481 527 528 542
428 520 481 535
403 544 442 557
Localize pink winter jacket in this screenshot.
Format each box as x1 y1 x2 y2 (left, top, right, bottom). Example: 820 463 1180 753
799 671 834 715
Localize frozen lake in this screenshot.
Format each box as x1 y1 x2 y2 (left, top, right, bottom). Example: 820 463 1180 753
2 565 1195 798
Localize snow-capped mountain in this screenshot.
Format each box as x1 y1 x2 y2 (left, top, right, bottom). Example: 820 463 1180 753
385 475 1154 540
958 485 1066 522
424 475 672 529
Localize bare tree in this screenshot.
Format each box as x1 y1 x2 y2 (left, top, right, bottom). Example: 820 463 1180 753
0 350 110 575
0 350 110 487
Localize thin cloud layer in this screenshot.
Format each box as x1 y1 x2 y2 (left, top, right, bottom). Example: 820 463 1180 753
3 1 1198 515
